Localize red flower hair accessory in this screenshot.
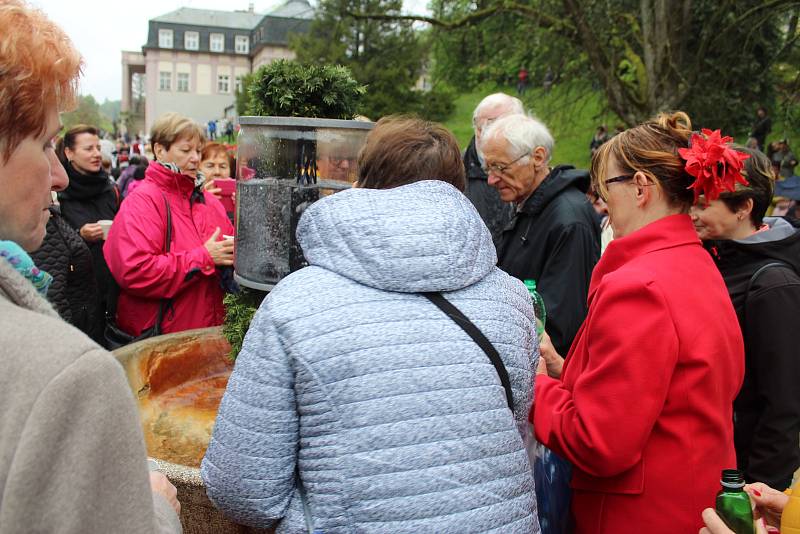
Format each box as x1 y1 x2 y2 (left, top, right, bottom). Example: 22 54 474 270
678 128 750 202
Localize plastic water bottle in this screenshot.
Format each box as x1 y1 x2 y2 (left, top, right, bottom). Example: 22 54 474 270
523 279 546 338
715 469 754 534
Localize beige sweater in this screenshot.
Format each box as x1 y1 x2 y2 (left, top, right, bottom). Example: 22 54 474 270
0 258 181 533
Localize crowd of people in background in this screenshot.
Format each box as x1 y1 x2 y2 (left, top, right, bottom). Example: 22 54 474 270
1 1 799 533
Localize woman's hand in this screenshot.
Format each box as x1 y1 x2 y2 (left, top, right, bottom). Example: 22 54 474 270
699 508 770 534
537 331 564 378
149 471 180 516
79 223 104 242
746 482 790 529
204 227 234 266
203 178 223 199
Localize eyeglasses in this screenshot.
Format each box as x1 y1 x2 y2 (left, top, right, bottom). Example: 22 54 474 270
604 174 634 187
598 174 634 200
485 152 529 176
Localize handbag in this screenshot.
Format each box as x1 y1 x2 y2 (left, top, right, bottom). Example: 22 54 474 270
104 193 173 350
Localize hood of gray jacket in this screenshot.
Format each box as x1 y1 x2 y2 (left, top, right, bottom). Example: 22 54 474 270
297 180 496 293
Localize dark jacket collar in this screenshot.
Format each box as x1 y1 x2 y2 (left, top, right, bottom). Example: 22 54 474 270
60 162 112 201
590 214 698 297
708 217 800 274
518 165 590 218
463 136 488 181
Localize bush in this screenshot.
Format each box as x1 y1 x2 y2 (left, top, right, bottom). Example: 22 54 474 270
223 290 264 360
246 60 365 119
417 85 456 122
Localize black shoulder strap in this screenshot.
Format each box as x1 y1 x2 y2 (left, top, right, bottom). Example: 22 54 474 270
162 193 172 252
745 261 794 297
742 261 795 326
155 194 173 326
422 292 514 411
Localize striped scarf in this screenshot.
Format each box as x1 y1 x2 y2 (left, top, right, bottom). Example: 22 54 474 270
0 240 52 296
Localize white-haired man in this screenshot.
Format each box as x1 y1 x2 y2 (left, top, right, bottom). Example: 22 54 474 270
462 93 523 240
483 114 599 357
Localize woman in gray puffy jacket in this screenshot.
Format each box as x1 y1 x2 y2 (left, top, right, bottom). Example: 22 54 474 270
202 116 541 533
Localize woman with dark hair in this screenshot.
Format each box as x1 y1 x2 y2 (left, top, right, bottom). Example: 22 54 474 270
202 116 540 533
532 112 744 532
56 124 118 344
691 147 800 490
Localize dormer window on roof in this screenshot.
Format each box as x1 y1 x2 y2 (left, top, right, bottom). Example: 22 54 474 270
158 29 173 48
185 31 199 50
210 33 225 52
235 35 249 54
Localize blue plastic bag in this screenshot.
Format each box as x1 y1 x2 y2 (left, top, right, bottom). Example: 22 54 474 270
531 439 573 534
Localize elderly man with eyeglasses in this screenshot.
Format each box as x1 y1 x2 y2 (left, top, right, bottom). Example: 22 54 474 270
462 93 523 241
482 113 600 358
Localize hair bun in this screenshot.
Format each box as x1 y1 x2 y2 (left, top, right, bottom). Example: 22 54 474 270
653 111 693 145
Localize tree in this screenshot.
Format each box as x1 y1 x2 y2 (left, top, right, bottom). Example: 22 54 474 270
61 94 113 132
291 0 429 120
353 0 799 131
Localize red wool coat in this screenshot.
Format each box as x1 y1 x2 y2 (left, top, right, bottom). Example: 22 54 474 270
103 162 234 336
533 214 744 533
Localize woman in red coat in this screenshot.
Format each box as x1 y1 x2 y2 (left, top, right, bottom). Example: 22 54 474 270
532 112 745 533
104 113 234 337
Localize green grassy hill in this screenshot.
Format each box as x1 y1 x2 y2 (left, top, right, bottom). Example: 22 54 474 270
443 83 799 172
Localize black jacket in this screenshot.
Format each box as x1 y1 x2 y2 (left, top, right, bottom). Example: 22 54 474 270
57 163 118 343
30 206 99 340
496 165 600 356
707 217 800 490
463 136 513 241
751 116 772 149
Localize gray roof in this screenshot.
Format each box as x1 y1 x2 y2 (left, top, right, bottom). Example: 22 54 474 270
153 8 265 30
268 0 314 20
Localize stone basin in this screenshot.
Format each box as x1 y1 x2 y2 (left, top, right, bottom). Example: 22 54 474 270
114 327 273 534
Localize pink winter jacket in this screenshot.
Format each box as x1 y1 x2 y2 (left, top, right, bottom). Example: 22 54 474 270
103 162 234 336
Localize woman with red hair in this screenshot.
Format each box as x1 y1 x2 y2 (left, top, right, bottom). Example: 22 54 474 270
0 1 180 531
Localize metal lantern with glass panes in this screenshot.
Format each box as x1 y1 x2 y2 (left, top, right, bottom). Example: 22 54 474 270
234 116 373 291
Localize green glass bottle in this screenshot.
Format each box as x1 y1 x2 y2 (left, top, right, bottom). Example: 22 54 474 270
715 469 754 534
523 279 546 338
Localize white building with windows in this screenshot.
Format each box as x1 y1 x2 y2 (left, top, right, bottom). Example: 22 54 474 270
121 0 313 134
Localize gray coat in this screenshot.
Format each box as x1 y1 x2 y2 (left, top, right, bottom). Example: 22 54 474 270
0 255 181 533
202 180 540 533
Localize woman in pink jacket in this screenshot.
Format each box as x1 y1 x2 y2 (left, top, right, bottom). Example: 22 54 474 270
532 112 745 533
104 112 234 337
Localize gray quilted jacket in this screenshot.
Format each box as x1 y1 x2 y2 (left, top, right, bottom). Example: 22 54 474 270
202 180 540 533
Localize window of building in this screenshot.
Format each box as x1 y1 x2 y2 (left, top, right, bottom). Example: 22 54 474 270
235 75 244 93
217 74 230 93
159 71 172 91
235 35 249 54
210 33 225 52
184 31 199 51
158 29 173 48
177 72 190 92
